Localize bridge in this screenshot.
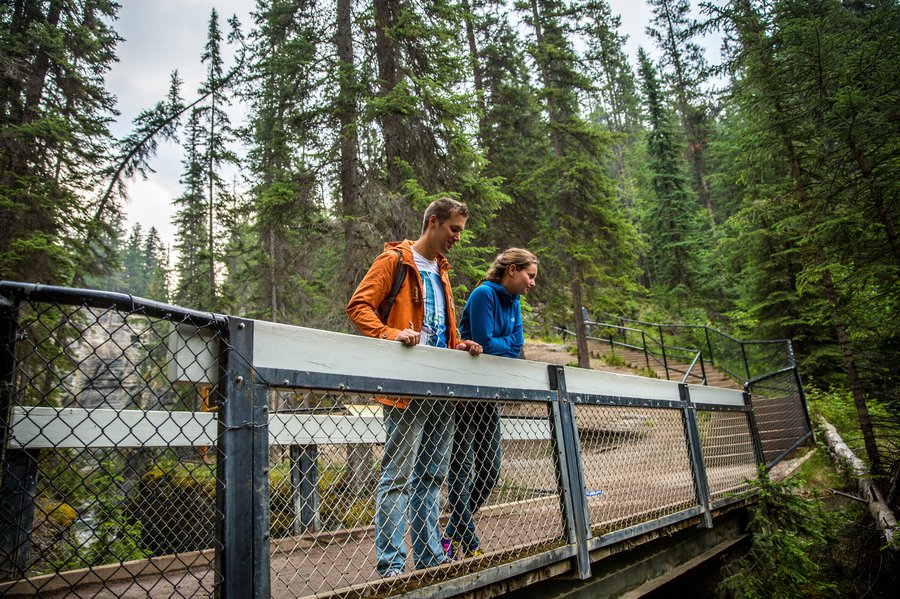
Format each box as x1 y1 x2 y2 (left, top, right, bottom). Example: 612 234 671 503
0 282 812 598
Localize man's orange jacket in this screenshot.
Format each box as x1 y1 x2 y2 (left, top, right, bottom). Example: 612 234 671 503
346 240 460 408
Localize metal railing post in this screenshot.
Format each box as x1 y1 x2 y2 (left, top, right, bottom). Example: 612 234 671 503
217 317 271 598
790 356 815 444
291 444 320 534
658 325 670 380
679 383 712 528
641 331 650 371
548 365 591 579
699 353 707 385
743 383 766 467
0 295 38 580
740 342 751 382
704 327 714 367
0 293 18 482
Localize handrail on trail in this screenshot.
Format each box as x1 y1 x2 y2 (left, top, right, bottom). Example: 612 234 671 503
681 352 705 385
556 311 795 387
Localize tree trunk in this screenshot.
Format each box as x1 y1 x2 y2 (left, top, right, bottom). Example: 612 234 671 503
820 268 881 473
20 1 62 127
572 278 591 369
460 0 486 142
268 226 278 322
847 135 899 262
336 0 365 299
818 417 895 548
207 90 217 307
373 0 403 192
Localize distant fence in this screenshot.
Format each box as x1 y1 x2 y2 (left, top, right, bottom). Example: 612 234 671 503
0 282 812 598
582 311 796 385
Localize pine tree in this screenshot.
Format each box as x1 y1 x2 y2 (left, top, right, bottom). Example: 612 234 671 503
471 6 550 255
172 109 213 310
646 0 716 225
243 0 334 325
194 8 241 310
85 71 185 263
637 49 700 293
121 224 148 295
579 0 645 276
580 0 642 136
366 0 506 251
336 0 366 300
143 227 170 301
0 1 121 283
520 0 641 366
709 0 900 473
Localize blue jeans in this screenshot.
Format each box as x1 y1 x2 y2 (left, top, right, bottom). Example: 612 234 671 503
375 400 454 574
445 401 502 551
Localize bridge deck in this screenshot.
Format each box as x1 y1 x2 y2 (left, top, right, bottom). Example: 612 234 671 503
28 453 786 599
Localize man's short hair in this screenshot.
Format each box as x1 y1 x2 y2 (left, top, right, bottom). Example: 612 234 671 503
422 197 469 233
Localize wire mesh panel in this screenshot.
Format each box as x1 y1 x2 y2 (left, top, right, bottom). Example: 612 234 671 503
575 405 697 535
0 293 811 598
748 369 811 465
265 391 563 599
0 295 224 598
695 410 758 503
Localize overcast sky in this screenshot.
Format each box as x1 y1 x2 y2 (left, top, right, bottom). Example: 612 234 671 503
108 1 719 249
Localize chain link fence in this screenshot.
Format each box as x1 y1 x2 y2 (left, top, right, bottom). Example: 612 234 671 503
0 284 225 598
576 406 696 533
696 409 759 503
747 367 813 467
265 393 565 598
0 283 813 598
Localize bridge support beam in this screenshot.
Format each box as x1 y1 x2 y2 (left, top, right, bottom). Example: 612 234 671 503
520 508 749 599
216 318 271 599
548 365 591 580
679 383 713 528
0 295 37 581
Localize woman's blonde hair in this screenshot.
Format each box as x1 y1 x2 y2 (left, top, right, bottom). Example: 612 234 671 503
485 248 538 283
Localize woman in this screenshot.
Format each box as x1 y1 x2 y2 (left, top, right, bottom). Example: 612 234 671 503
442 248 538 559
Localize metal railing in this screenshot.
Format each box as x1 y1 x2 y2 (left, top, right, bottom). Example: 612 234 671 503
577 311 795 385
0 283 812 598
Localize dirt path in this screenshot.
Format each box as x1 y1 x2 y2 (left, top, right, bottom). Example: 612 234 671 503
522 340 637 377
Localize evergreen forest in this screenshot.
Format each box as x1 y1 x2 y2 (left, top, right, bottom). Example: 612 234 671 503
1 0 898 593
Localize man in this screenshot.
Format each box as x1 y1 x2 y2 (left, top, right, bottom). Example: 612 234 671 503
346 197 482 577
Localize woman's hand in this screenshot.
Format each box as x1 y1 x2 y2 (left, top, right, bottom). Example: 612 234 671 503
456 340 483 356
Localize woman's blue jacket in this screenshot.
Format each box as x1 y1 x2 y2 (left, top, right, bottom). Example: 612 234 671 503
459 280 523 358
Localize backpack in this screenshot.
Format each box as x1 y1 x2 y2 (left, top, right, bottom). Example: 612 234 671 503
377 249 409 324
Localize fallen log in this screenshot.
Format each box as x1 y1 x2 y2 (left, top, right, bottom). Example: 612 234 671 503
818 416 897 549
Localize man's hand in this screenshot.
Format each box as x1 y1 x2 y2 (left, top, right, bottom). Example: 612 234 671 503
456 340 483 356
395 328 421 346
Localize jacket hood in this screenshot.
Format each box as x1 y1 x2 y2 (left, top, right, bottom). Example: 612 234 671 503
483 280 518 302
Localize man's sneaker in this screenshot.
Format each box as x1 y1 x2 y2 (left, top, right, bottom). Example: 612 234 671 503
466 546 485 558
440 537 455 561
383 567 404 578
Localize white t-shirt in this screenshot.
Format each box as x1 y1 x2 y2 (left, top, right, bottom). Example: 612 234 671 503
411 249 447 348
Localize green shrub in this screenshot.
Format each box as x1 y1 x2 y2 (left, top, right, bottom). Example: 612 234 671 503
718 467 838 598
601 353 626 368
